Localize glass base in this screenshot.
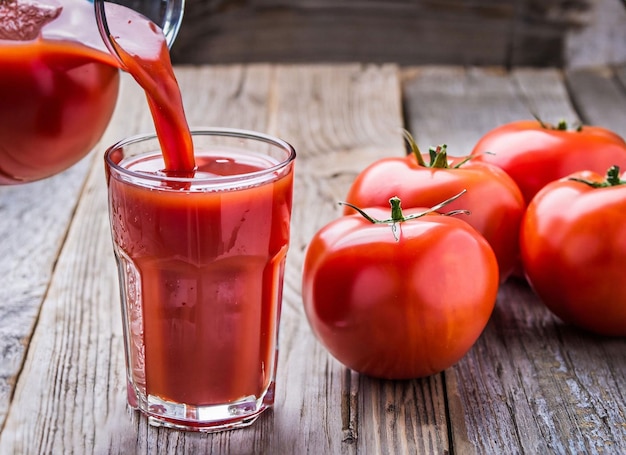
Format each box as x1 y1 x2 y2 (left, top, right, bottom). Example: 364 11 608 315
129 382 275 433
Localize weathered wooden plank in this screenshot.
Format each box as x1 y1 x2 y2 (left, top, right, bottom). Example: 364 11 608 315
453 282 626 454
169 0 599 68
171 2 512 66
402 66 626 454
170 0 626 68
0 130 95 429
565 66 626 138
564 0 626 69
268 63 449 454
616 64 626 90
510 68 580 124
0 64 434 454
402 66 582 155
401 66 531 155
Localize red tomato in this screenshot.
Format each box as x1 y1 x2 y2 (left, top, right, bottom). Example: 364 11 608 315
344 139 525 282
302 198 499 379
471 119 626 204
520 166 626 336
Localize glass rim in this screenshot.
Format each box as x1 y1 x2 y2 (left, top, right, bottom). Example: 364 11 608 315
104 127 296 186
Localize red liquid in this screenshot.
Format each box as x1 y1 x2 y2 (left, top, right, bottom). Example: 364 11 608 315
109 151 294 406
103 0 295 418
105 4 195 175
0 39 119 184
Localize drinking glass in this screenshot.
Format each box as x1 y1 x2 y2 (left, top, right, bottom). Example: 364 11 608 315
105 128 296 432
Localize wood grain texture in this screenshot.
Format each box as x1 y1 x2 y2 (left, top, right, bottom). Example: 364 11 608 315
565 0 626 69
401 66 580 156
616 64 626 89
451 281 626 454
402 66 626 454
565 65 626 138
167 0 602 68
0 136 95 429
169 0 626 68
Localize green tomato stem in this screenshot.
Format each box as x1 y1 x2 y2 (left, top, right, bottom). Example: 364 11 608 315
339 190 469 225
403 129 473 169
389 196 404 222
569 165 626 188
403 130 427 167
533 114 583 132
428 145 450 168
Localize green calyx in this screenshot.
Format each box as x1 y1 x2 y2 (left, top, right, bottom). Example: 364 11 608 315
339 191 468 241
403 130 471 168
569 165 626 188
340 190 468 223
534 115 583 132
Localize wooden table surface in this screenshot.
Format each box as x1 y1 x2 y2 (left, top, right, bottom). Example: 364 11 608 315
1 64 625 454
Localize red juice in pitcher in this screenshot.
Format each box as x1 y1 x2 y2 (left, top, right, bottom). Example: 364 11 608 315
0 0 120 184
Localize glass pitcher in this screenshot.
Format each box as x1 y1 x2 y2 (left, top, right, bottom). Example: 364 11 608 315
0 0 183 185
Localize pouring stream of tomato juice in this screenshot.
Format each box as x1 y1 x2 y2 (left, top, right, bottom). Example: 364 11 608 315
99 2 196 176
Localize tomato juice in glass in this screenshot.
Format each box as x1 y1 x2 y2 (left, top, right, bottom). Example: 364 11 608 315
105 129 295 431
101 0 296 432
0 0 121 184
